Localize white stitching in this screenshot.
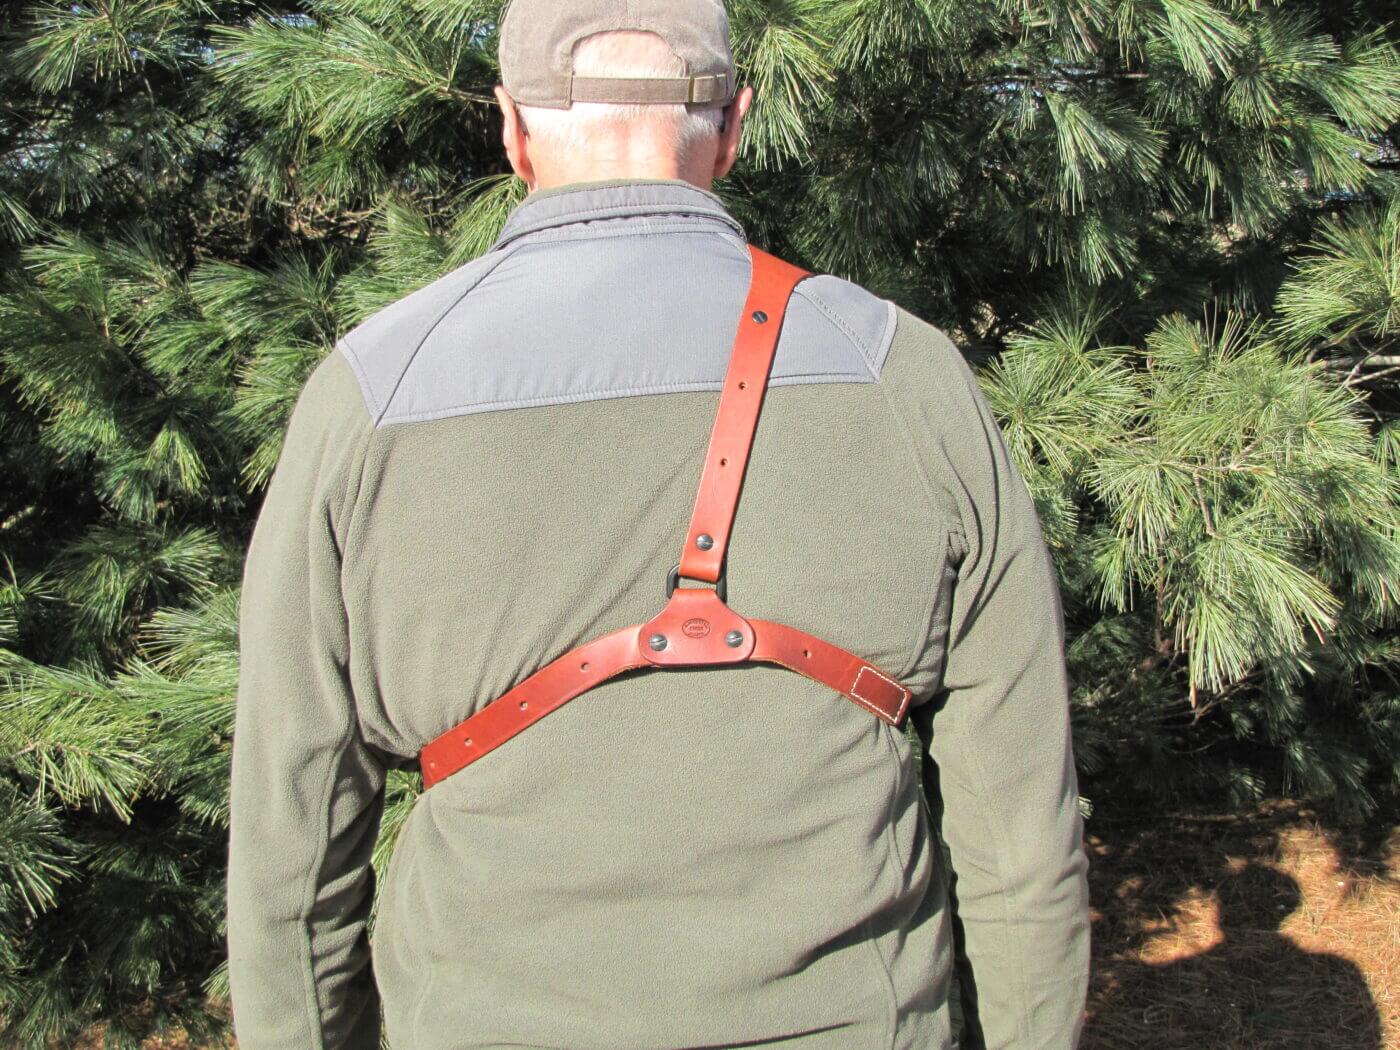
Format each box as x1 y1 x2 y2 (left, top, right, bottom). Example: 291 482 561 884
851 665 910 722
795 284 873 361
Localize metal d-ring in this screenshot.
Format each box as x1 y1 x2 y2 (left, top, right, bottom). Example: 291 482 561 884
666 563 728 604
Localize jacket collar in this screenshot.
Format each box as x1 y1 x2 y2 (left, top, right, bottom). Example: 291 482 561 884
490 178 746 251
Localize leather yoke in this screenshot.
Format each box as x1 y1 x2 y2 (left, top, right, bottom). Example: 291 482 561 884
419 246 912 789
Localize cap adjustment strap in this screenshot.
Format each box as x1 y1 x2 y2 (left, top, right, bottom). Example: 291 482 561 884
568 72 731 105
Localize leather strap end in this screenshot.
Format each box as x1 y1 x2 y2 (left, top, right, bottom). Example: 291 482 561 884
749 619 912 728
845 665 912 726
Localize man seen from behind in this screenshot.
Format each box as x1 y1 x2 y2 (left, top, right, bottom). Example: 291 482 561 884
225 1 1092 1047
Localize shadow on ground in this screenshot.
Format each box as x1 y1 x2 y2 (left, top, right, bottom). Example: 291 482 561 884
1081 798 1398 1050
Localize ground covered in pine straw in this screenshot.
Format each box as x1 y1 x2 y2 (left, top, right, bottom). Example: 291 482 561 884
1083 797 1399 1049
75 798 1398 1049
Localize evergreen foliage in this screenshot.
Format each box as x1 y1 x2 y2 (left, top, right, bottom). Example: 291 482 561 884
1 0 1398 1043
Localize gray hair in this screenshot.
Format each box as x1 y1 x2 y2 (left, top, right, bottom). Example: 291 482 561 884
515 30 726 159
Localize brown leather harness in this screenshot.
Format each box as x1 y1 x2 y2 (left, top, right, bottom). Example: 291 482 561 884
419 245 913 790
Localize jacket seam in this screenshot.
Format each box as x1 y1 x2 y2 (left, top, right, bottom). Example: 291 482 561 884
880 722 912 883
337 408 391 758
866 721 907 1049
304 371 373 1047
296 372 366 1048
494 200 743 248
964 734 1036 1044
376 371 874 426
332 352 377 554
298 721 351 1050
877 326 1034 1038
495 218 747 250
406 914 437 1049
871 324 949 683
338 337 381 422
871 300 898 374
793 285 883 376
913 535 959 705
502 199 739 231
375 248 516 424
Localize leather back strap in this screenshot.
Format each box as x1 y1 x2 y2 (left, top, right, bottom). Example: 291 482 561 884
676 246 809 585
421 627 647 787
420 613 911 788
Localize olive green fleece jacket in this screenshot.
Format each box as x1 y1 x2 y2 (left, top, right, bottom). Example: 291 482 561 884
226 179 1090 1050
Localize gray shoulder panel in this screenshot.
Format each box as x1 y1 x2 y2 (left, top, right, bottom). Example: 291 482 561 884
790 275 898 377
338 233 897 428
337 251 510 425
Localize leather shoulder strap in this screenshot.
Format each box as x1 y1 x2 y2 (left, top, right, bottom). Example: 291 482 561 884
676 245 809 585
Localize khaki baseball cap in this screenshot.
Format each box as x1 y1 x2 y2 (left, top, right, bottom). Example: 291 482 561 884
498 0 736 109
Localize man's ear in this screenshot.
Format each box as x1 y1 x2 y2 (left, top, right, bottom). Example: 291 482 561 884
712 84 753 181
494 85 537 190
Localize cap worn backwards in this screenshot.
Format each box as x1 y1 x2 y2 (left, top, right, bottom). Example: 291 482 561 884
497 0 736 109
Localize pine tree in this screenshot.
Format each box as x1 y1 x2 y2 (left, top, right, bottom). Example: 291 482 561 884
1 0 1398 1044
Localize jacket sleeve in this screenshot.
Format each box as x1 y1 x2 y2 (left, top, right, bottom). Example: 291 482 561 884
894 311 1091 1049
226 349 386 1050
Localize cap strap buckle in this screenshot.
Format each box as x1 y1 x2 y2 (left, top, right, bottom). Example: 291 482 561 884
686 72 730 103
